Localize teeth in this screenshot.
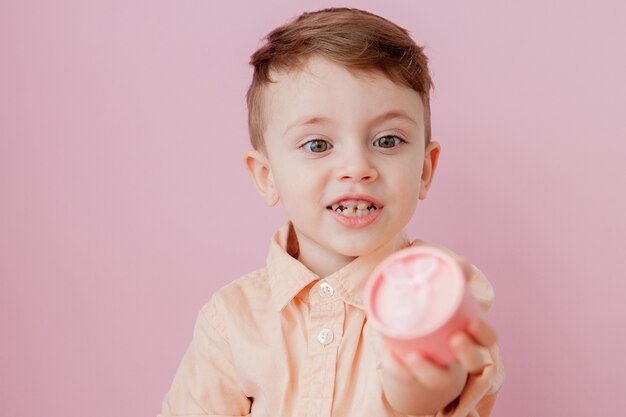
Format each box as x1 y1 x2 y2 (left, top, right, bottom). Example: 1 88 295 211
329 199 379 217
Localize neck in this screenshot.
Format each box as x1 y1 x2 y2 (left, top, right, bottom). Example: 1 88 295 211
296 240 357 278
292 226 409 279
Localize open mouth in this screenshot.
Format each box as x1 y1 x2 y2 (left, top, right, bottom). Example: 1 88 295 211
326 199 380 217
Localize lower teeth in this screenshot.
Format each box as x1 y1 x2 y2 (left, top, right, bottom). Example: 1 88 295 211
334 207 376 217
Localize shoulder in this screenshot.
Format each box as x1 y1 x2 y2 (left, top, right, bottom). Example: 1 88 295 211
222 267 270 298
200 267 271 322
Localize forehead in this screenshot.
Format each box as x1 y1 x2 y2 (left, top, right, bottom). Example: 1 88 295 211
262 56 424 135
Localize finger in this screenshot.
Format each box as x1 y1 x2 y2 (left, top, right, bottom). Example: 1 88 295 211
450 332 489 375
449 366 494 417
467 319 498 347
404 351 463 390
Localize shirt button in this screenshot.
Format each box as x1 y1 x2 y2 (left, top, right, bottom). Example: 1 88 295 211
319 281 334 298
317 328 334 345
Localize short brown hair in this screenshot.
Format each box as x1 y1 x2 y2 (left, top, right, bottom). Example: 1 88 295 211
246 7 434 150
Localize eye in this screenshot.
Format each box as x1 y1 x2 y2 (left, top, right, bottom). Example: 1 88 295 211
302 139 332 153
373 135 404 149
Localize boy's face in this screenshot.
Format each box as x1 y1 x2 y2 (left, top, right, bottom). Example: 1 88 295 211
245 55 440 271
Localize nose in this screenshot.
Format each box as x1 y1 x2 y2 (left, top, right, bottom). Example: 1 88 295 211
336 149 379 183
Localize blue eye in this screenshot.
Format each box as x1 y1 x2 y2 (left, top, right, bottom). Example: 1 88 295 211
302 139 332 153
373 135 404 149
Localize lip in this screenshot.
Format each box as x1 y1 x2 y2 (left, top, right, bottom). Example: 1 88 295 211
325 193 384 229
328 205 382 228
325 193 384 209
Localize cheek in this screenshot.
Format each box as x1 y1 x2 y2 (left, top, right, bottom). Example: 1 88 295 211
390 166 422 193
393 176 422 214
273 165 318 203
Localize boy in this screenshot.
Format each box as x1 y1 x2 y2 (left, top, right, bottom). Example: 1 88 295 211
159 7 504 417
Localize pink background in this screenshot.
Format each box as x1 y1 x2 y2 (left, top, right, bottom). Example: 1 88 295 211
2 1 625 415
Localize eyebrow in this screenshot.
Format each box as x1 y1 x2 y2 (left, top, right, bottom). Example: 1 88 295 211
283 110 418 135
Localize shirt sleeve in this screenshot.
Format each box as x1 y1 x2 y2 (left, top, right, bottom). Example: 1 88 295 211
437 265 506 417
158 295 252 417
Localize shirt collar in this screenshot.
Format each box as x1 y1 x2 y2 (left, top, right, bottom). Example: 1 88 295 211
267 221 412 312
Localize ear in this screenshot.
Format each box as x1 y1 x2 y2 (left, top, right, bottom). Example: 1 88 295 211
419 141 441 200
244 149 279 206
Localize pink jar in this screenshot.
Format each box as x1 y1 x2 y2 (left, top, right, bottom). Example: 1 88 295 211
364 245 481 366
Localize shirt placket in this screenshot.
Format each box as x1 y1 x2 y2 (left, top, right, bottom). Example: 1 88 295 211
300 279 345 417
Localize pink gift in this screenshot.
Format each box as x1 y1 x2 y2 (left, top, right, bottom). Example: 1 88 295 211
364 245 482 366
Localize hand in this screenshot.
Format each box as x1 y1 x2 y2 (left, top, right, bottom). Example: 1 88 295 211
448 318 497 376
380 318 498 415
442 319 500 416
381 344 467 416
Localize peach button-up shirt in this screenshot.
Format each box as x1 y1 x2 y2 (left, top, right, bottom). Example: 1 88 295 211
159 222 504 417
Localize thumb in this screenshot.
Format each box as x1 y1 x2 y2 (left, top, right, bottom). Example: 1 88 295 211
404 351 466 390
